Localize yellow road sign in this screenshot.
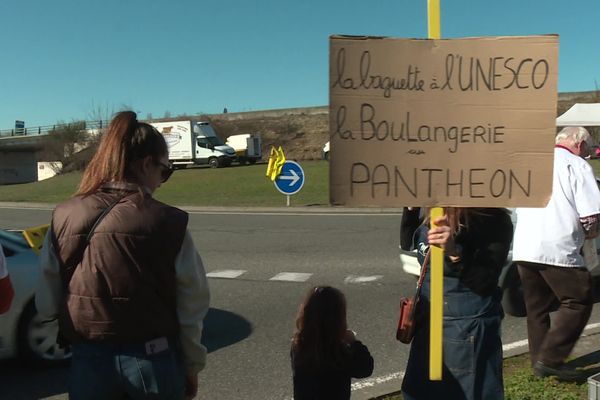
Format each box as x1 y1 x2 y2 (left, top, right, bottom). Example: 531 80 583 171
266 146 286 181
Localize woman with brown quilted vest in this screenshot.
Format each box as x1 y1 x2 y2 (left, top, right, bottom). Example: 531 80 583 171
36 111 210 400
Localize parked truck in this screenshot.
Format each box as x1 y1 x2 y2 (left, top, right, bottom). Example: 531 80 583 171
225 133 262 164
150 120 236 168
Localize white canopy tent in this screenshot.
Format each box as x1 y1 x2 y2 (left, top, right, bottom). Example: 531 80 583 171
556 103 600 126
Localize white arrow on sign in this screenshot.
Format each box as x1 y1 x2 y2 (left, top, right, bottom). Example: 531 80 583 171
279 169 300 186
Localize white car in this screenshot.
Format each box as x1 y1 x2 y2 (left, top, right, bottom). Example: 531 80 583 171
399 211 600 317
0 229 70 365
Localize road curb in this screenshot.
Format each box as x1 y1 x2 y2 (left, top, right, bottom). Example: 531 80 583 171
0 202 403 214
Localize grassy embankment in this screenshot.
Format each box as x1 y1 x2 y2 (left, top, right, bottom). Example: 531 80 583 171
0 161 330 207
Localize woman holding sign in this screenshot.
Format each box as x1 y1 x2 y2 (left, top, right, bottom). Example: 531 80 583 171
400 207 512 400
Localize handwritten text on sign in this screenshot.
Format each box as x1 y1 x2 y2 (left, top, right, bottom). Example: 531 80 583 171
329 35 558 207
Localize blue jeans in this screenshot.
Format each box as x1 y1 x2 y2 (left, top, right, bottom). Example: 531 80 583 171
69 339 186 400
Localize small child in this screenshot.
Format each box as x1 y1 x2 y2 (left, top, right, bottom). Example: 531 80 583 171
291 286 374 400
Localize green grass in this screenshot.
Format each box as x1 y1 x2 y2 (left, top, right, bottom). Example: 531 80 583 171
0 161 330 207
372 354 588 400
503 355 587 400
591 159 600 177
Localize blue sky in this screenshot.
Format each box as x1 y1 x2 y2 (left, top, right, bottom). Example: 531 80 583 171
1 0 599 129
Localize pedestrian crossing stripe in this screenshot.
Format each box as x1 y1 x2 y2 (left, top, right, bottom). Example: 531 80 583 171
269 272 313 282
205 271 387 284
206 270 247 279
344 275 383 284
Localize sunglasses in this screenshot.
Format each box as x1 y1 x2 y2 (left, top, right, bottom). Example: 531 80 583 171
154 160 174 183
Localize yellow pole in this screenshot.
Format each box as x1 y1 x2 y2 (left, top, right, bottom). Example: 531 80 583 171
429 207 444 380
428 0 443 382
427 0 441 39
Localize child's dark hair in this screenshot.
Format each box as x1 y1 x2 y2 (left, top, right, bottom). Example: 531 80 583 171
292 286 348 369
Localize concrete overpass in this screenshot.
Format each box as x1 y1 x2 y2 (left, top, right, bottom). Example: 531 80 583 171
0 120 106 185
0 135 46 184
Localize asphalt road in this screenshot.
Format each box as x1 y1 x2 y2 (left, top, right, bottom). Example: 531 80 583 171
2 206 600 400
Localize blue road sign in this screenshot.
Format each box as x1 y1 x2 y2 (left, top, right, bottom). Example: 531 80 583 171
274 160 305 195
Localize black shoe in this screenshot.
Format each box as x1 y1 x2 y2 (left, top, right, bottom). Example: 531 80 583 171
533 361 585 383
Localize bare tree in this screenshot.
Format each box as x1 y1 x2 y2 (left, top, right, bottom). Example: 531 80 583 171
88 100 115 123
38 121 91 173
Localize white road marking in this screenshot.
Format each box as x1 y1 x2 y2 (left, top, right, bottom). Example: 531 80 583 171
502 339 529 352
287 370 405 398
502 322 600 352
269 272 313 282
582 322 600 333
351 371 405 391
344 275 384 284
206 270 247 279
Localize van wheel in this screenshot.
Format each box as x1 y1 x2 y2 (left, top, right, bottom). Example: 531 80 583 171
18 300 71 366
208 157 219 168
501 264 527 317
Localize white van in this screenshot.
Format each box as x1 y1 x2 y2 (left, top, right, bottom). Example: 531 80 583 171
150 120 236 168
226 133 262 164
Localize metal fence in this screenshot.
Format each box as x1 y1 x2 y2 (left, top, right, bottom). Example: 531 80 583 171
0 120 109 138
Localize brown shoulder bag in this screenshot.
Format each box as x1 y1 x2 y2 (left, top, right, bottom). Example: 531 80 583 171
396 250 430 344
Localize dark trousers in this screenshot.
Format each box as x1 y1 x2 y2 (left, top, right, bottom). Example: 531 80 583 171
517 262 593 367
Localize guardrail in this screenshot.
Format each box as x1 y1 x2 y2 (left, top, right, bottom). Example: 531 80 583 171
0 120 109 138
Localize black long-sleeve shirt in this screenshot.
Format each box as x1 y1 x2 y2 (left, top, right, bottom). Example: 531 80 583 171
400 207 513 297
291 340 374 400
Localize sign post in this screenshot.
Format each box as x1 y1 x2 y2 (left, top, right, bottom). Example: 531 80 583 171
15 120 25 136
274 160 305 205
427 0 444 381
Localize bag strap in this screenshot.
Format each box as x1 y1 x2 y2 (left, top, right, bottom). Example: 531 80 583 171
85 194 129 243
413 249 431 301
407 249 432 321
416 250 431 288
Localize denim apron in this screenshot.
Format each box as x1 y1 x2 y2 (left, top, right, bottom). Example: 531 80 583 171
401 226 504 400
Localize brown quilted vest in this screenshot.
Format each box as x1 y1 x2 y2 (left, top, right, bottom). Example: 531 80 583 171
51 184 188 344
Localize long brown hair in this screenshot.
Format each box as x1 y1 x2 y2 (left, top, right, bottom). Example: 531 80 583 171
292 286 348 369
77 111 168 196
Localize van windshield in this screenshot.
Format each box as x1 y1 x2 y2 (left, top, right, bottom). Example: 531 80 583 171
194 123 225 146
197 136 224 148
207 136 224 146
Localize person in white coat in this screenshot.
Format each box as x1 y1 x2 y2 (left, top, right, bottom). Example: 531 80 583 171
513 126 600 382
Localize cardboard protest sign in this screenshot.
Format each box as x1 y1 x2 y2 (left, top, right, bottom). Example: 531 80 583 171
329 35 558 207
